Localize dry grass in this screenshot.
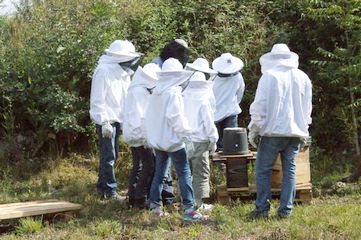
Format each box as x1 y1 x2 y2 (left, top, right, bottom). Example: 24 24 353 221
1 154 361 239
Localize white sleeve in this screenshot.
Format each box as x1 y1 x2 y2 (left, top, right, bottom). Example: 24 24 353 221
124 90 143 138
236 74 245 103
166 93 192 140
304 77 312 125
200 103 219 143
89 68 108 125
248 74 268 131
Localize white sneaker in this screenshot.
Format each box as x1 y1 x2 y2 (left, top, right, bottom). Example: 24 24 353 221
183 208 208 222
197 203 213 212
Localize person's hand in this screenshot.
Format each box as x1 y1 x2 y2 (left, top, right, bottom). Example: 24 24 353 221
102 122 113 139
248 130 260 149
299 136 311 152
208 141 217 154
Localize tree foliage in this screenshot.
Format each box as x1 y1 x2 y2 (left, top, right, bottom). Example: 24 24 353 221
0 0 360 164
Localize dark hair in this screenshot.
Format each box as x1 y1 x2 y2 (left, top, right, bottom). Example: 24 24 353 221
159 40 189 67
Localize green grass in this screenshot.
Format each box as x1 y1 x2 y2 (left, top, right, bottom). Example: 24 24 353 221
1 154 361 239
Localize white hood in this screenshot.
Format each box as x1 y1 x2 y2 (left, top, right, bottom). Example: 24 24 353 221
153 71 194 94
259 44 299 74
183 76 218 143
98 54 135 65
129 66 157 89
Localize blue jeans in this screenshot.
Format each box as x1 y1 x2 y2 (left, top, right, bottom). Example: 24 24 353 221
96 123 121 197
215 114 238 149
128 146 155 205
162 164 176 205
150 148 194 210
255 137 301 216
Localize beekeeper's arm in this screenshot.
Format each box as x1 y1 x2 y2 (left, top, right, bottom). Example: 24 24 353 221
248 74 268 148
304 77 312 126
89 68 112 138
123 90 144 142
200 103 219 153
236 74 246 103
166 93 192 141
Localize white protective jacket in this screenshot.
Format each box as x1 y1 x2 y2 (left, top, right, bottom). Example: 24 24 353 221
122 66 157 147
89 55 132 125
248 53 312 137
183 73 218 143
212 73 245 122
144 71 194 152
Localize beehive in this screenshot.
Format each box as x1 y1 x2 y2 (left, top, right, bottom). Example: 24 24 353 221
271 148 311 188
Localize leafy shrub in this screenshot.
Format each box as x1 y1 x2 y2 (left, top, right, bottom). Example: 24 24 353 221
0 0 359 168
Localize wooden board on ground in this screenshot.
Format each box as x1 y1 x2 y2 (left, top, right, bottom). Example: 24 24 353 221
0 199 82 220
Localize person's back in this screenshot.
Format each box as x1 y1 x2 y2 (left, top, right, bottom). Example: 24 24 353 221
123 63 160 146
211 53 245 149
212 73 245 122
145 58 208 222
259 68 312 137
182 71 218 209
249 45 312 138
183 72 218 143
248 43 312 220
145 58 193 152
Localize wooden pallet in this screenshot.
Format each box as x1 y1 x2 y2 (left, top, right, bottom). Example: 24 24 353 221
0 199 82 221
216 184 312 204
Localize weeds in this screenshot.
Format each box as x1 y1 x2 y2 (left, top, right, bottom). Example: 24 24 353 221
15 217 43 235
0 154 361 239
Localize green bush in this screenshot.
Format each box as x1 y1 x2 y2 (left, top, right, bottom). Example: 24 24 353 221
0 0 359 167
0 0 278 161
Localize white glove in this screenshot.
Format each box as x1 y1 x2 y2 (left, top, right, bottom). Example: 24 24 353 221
101 122 113 139
248 130 259 149
208 141 217 154
299 136 311 151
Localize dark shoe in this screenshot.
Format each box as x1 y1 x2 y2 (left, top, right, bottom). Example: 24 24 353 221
248 210 269 220
133 198 149 210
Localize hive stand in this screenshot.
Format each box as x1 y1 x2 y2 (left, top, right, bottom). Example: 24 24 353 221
212 150 312 204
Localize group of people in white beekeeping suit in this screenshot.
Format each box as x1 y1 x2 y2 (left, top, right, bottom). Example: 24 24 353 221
89 39 312 222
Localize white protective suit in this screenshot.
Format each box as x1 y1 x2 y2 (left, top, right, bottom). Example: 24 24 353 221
248 48 312 137
122 64 160 147
144 59 194 152
182 72 218 143
89 54 134 125
212 73 245 122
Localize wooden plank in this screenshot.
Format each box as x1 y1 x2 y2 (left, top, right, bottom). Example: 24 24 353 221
227 183 312 193
227 187 249 192
0 199 59 208
0 200 82 220
212 151 254 159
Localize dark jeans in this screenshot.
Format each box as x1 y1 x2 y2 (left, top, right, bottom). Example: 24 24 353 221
128 146 155 205
215 114 238 149
162 163 176 206
150 148 194 210
96 122 120 197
